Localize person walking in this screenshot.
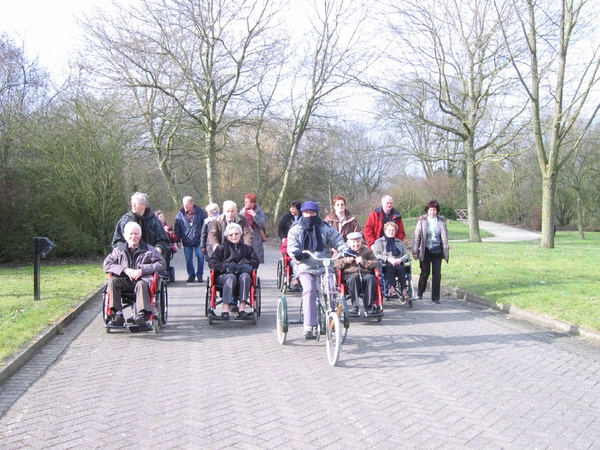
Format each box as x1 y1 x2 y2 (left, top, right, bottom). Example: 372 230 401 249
412 200 449 304
175 196 208 283
364 195 405 249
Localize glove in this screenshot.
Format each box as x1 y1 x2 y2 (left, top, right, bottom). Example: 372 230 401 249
293 249 305 261
343 248 358 258
239 264 253 274
225 263 237 274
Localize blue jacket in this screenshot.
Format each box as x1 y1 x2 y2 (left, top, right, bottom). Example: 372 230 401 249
175 205 208 247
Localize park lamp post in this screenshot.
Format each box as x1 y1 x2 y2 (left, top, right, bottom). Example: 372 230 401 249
34 237 56 300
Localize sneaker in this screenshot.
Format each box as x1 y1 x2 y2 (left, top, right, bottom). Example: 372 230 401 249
187 276 195 282
303 326 317 340
134 312 147 325
235 311 251 320
108 312 125 327
350 306 359 315
221 312 230 321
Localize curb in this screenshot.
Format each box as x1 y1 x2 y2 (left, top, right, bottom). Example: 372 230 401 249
0 286 104 386
443 283 600 346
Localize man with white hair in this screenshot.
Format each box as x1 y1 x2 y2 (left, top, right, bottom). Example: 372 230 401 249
104 222 166 327
363 195 405 249
208 200 253 251
111 192 170 255
174 196 208 283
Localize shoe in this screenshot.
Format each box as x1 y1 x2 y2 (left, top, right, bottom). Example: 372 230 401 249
197 277 204 283
402 289 410 300
417 295 423 300
235 311 251 320
108 312 125 327
432 299 440 304
303 326 317 340
291 283 302 292
187 276 195 282
388 287 399 298
134 312 147 325
350 306 359 315
221 312 230 321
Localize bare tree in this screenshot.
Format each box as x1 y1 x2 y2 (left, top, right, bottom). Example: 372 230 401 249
272 0 369 222
82 0 279 202
501 0 600 248
371 0 526 242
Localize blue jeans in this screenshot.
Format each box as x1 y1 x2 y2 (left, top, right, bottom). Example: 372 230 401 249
183 244 205 279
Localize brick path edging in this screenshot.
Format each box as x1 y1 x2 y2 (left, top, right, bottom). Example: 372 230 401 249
0 287 104 386
442 282 600 346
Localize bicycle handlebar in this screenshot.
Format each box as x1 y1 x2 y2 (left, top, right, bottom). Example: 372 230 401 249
301 250 343 262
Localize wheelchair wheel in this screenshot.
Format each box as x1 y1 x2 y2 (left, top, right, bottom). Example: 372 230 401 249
102 287 112 334
325 312 341 366
276 296 288 345
168 266 175 282
256 277 262 317
161 281 168 325
204 284 210 317
277 259 283 291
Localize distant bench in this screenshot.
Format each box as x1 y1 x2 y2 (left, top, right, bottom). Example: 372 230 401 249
455 209 468 220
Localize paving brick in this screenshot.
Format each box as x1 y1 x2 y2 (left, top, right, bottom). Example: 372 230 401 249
1 246 600 448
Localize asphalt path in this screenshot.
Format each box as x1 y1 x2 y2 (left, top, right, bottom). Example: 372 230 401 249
1 230 599 448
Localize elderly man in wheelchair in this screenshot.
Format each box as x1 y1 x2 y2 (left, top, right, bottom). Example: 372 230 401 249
103 222 166 328
207 223 260 321
335 232 381 317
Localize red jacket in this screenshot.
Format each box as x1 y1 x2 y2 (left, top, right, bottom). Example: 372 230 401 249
364 206 405 247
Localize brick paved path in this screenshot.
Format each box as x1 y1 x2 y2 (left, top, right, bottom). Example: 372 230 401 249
1 244 599 449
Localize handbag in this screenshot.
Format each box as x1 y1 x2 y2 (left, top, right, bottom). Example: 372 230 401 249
258 227 268 243
429 242 443 255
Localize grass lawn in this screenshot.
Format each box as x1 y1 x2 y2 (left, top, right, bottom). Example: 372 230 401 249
414 232 600 332
0 261 105 363
402 217 494 241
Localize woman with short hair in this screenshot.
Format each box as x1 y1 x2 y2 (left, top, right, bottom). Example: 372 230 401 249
412 200 449 304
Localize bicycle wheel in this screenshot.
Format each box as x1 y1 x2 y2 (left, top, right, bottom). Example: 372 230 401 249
317 300 326 340
325 312 341 366
276 296 288 345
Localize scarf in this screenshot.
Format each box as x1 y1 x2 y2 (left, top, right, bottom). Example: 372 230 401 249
244 205 255 228
299 216 324 252
385 236 400 256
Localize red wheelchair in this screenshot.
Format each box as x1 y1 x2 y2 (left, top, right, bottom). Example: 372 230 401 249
336 267 384 322
205 269 261 325
102 273 168 333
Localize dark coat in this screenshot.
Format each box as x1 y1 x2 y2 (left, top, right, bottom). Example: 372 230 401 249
111 207 170 255
174 205 208 247
208 240 259 275
278 211 301 240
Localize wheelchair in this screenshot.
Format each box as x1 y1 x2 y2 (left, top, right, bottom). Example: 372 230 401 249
379 254 416 308
277 239 300 294
161 247 176 282
336 267 384 322
102 273 168 333
205 268 261 325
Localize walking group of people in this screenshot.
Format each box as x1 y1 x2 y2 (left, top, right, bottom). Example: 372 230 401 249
102 191 449 331
280 195 450 339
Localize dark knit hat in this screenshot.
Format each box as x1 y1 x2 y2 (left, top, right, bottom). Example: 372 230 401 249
301 201 319 213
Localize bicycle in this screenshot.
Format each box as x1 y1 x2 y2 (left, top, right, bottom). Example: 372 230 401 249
276 250 349 366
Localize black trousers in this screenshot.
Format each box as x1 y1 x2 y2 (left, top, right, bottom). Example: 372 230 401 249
343 272 377 309
418 249 443 301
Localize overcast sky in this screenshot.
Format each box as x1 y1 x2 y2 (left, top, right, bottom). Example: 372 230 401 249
0 0 112 78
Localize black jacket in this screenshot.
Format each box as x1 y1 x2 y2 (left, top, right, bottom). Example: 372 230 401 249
208 240 259 274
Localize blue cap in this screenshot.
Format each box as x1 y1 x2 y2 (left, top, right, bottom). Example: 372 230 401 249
301 201 319 212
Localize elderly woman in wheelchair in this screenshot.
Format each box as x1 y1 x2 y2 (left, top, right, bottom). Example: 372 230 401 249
207 223 260 321
374 221 411 300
